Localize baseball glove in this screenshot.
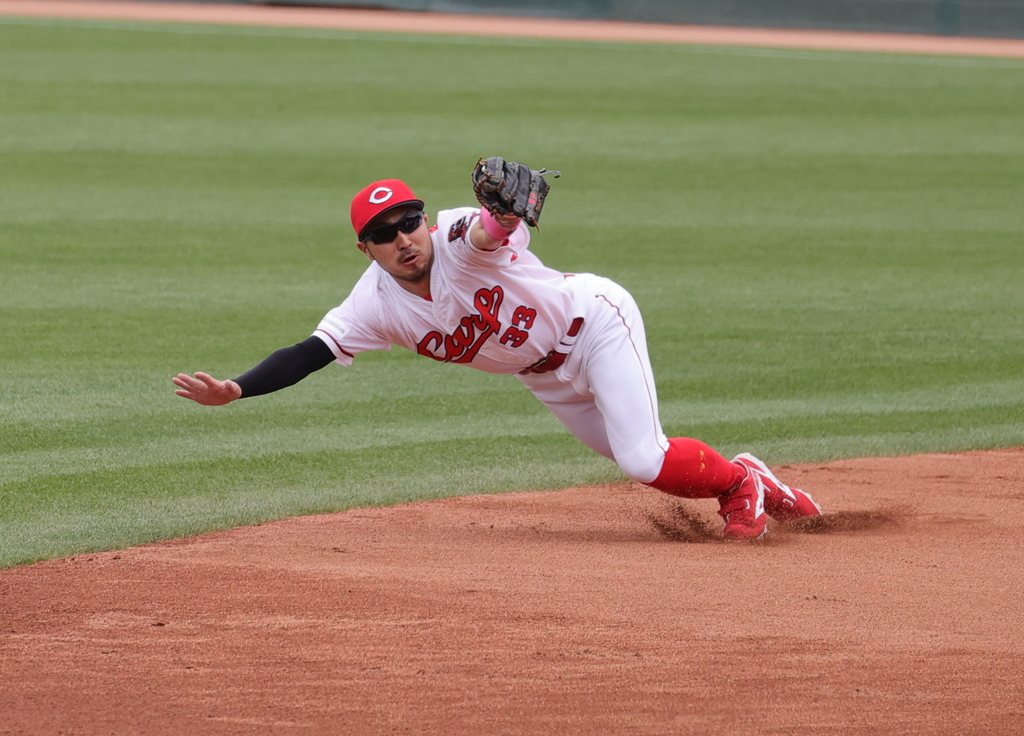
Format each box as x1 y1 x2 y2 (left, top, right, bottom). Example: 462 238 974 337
471 157 560 228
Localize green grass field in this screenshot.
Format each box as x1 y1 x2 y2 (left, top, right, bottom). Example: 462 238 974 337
2 17 1023 568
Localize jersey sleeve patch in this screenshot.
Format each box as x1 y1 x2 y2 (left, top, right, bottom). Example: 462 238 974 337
448 215 470 243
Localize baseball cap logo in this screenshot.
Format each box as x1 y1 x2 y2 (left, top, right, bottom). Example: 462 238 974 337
368 187 393 205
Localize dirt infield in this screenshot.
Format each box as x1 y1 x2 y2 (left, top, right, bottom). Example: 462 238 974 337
2 450 1024 733
2 3 1024 733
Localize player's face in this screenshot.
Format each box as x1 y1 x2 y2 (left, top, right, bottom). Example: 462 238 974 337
356 206 434 296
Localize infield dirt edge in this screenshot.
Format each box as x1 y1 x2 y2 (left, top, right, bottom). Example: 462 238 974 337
2 0 1024 58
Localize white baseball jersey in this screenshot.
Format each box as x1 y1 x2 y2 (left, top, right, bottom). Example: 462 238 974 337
314 206 670 484
314 207 580 375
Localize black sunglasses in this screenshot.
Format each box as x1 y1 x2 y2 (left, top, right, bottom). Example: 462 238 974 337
362 211 425 245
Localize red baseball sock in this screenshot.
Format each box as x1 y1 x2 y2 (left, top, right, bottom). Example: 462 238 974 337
647 438 745 498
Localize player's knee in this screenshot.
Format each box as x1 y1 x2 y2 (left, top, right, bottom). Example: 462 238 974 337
613 445 665 485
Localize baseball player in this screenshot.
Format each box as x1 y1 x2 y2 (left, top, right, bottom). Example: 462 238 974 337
173 157 821 540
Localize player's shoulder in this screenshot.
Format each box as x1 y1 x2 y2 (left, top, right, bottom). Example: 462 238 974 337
334 263 388 311
320 263 391 334
351 261 385 291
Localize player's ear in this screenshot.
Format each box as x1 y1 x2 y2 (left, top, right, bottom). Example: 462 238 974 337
356 241 374 261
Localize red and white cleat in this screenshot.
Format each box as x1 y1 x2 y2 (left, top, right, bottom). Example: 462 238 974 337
717 465 768 541
732 453 822 521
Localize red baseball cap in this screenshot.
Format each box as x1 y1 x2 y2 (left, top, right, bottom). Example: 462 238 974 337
350 179 424 240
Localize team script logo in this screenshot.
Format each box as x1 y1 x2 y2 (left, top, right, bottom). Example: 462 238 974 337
416 286 537 364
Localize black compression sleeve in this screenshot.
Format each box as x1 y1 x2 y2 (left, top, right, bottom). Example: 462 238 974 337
232 335 337 398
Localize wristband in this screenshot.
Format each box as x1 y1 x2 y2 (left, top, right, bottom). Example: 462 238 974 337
479 208 520 241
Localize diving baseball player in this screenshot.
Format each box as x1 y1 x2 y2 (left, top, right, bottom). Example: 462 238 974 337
173 157 822 540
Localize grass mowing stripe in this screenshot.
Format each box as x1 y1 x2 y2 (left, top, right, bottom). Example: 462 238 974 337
1 21 1022 566
6 380 1024 483
659 381 1024 427
748 424 1024 465
0 414 570 485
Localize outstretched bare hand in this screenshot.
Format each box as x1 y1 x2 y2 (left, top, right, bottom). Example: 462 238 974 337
172 371 242 406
